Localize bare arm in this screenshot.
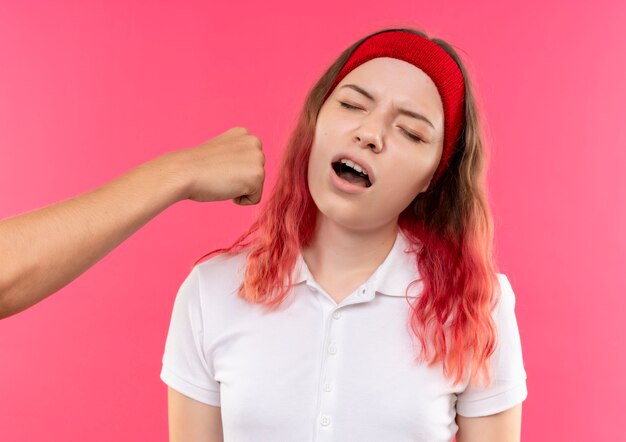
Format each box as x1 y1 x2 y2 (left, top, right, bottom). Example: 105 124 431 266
0 153 186 318
168 387 223 442
0 127 265 319
456 403 522 442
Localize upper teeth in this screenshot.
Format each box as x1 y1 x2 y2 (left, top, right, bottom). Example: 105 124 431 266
340 158 367 175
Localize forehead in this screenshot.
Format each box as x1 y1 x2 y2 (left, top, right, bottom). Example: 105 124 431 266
336 57 443 126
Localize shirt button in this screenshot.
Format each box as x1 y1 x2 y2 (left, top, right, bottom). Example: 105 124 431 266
332 311 341 320
320 414 331 426
328 344 337 355
323 382 333 392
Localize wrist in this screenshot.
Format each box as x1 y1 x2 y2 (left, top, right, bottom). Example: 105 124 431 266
139 151 191 206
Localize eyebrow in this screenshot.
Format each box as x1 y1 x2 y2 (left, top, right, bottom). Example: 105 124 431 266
339 83 435 130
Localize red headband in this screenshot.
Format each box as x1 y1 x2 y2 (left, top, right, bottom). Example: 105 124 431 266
323 30 466 191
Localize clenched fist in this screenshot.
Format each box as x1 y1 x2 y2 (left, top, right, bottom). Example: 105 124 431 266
160 126 266 205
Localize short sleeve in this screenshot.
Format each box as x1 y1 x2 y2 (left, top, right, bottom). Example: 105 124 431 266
455 274 528 417
160 265 221 406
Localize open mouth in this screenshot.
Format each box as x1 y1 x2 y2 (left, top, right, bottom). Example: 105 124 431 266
331 161 372 188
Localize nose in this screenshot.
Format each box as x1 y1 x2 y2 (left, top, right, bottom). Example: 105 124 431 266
354 121 383 153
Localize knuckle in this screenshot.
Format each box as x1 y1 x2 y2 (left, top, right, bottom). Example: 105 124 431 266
247 135 262 149
246 183 256 195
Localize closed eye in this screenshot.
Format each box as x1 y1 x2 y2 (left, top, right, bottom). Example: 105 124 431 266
339 101 360 110
339 101 425 144
401 129 424 143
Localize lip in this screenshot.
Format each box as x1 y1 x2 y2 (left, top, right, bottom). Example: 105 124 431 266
329 163 370 194
330 152 375 185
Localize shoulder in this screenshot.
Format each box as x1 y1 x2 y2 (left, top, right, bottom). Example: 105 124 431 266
193 250 249 296
190 249 267 324
494 273 517 313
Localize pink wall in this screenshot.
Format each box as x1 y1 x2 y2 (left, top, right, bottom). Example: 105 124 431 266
1 0 624 440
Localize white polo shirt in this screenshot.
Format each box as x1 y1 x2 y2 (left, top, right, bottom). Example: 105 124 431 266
160 229 528 441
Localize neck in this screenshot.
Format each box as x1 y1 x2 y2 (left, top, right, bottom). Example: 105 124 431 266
301 214 399 282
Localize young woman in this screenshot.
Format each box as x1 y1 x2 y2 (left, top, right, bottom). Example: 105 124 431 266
161 27 528 442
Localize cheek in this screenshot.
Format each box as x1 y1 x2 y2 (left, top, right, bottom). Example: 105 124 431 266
307 144 330 198
308 143 324 177
382 164 429 201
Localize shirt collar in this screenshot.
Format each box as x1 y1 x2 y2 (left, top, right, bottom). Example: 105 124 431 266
291 229 423 298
